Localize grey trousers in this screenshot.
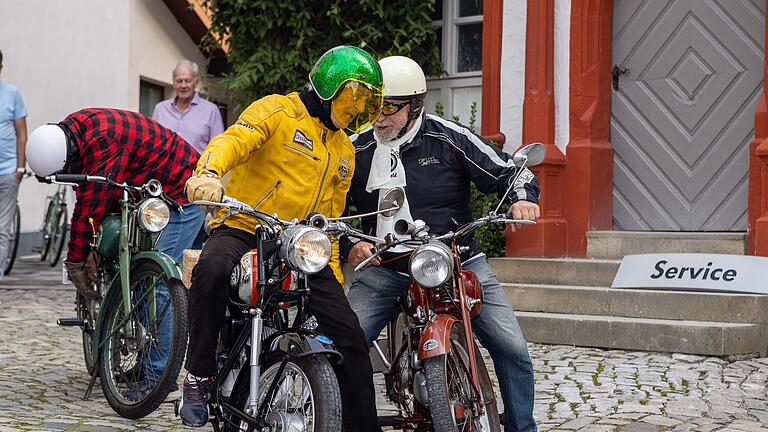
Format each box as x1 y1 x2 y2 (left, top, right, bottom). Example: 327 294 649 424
0 174 20 281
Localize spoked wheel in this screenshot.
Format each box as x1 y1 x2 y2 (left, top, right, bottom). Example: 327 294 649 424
40 199 57 261
76 293 98 376
98 260 188 419
224 354 342 432
4 204 20 276
47 207 67 266
423 324 501 432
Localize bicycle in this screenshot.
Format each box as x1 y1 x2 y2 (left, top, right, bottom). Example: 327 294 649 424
40 183 69 266
3 203 20 276
4 170 32 276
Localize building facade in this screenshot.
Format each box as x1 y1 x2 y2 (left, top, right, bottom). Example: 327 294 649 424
459 0 766 257
0 0 214 250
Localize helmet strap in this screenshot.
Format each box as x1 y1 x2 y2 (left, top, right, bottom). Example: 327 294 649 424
395 98 424 139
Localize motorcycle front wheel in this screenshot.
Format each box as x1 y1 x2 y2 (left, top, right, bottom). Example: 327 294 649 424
224 353 342 432
423 323 502 432
98 260 188 419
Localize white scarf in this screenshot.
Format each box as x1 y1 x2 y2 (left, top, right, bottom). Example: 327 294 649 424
365 114 423 193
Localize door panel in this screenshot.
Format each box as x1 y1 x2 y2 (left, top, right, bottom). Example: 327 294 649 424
611 0 765 230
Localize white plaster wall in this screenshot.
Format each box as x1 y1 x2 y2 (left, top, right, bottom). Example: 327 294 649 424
0 1 130 231
500 0 527 154
554 0 571 154
128 0 208 107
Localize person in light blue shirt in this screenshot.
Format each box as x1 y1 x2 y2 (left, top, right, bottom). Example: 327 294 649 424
0 49 28 281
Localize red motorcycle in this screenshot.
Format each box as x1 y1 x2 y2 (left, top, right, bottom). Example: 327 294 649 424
337 143 544 431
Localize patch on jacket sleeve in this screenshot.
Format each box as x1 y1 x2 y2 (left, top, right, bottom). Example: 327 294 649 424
235 120 256 132
338 157 351 179
293 129 314 151
512 168 535 188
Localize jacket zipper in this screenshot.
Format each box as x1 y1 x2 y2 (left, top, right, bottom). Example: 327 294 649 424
253 180 281 208
311 129 331 212
283 144 320 160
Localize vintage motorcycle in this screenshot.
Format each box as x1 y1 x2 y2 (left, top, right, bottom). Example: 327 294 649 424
183 197 363 432
343 143 545 432
51 173 188 419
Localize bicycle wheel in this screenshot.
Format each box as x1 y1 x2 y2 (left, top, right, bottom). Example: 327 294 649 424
40 199 57 261
4 204 20 276
98 260 188 419
224 353 342 432
423 323 502 432
47 207 67 266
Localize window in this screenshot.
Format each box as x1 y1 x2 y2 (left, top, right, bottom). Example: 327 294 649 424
426 0 483 131
139 80 165 117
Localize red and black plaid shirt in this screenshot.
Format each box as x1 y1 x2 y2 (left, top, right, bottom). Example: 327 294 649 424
60 108 199 262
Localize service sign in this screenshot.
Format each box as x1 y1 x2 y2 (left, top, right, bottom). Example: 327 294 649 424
611 254 768 295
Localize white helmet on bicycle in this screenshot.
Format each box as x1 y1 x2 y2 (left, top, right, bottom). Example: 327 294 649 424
26 124 69 177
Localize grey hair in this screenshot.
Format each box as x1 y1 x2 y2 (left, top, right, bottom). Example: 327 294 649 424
173 60 199 80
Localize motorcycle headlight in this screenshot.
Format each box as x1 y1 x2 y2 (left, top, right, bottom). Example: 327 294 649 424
279 226 331 274
137 198 170 232
409 242 454 288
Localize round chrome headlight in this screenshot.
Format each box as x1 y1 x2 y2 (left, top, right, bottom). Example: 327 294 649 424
279 225 332 274
409 242 454 288
137 198 170 232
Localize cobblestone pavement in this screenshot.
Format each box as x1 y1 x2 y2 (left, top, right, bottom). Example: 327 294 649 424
1 258 767 431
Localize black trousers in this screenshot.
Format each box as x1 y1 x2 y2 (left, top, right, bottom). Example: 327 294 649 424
187 226 381 432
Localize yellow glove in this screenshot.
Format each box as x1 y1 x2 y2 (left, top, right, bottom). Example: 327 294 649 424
185 170 224 203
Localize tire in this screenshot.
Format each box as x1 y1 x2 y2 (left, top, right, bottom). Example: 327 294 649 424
223 353 342 432
4 204 20 276
47 208 67 266
40 199 57 261
76 293 98 376
423 324 502 432
98 260 188 419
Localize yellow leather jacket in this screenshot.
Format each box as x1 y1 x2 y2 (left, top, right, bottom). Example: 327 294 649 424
197 92 355 282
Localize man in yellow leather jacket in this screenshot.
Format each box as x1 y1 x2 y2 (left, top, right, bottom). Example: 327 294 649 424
180 46 384 430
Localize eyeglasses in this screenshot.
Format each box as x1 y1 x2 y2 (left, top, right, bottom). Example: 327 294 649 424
381 101 410 116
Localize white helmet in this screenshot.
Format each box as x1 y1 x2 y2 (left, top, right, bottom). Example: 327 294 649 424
26 124 69 177
379 56 427 98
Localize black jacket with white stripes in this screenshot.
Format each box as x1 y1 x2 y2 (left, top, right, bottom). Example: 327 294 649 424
340 113 540 266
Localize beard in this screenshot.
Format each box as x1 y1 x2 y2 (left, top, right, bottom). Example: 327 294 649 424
374 124 399 142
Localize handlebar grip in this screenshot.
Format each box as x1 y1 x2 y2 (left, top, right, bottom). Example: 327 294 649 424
36 175 52 184
54 174 88 183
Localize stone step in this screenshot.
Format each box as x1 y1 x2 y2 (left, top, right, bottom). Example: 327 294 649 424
516 311 766 356
503 283 768 324
490 257 620 287
586 231 746 259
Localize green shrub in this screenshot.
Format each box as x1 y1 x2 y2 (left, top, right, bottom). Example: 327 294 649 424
200 0 443 107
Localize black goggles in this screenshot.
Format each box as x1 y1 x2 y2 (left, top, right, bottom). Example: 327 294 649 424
381 101 411 116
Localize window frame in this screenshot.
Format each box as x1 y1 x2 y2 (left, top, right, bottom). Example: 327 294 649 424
427 0 483 128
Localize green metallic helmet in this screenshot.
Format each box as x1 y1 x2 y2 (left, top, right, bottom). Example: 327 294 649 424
309 45 384 133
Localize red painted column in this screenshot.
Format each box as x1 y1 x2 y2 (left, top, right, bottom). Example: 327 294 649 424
747 6 768 256
481 0 505 147
563 0 614 256
506 0 568 256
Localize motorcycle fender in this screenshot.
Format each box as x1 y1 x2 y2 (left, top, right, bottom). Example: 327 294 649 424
266 332 343 366
132 251 183 280
418 315 457 360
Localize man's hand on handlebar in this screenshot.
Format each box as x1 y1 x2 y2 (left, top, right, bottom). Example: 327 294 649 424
507 201 541 232
348 241 380 267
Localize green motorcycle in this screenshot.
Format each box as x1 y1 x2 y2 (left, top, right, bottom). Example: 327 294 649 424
52 173 188 419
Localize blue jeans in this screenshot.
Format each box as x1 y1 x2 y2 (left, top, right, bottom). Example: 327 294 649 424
139 203 205 380
347 255 537 432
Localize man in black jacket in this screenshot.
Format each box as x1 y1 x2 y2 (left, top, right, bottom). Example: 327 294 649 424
342 56 540 432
